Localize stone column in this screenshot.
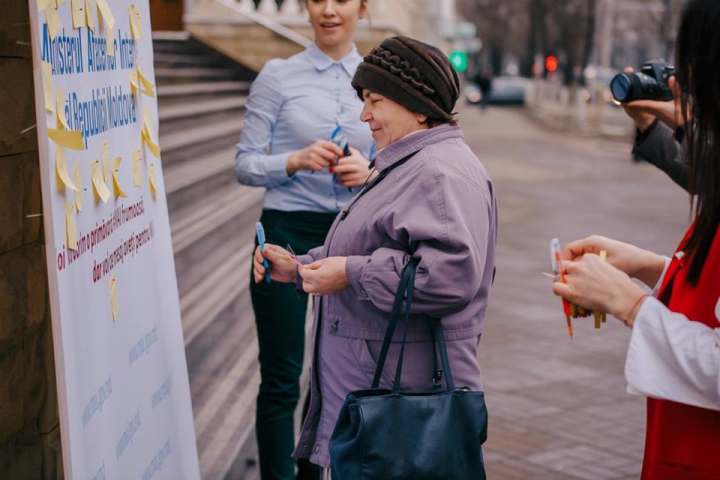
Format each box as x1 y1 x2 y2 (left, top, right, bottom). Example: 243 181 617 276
258 0 277 14
281 0 301 16
239 0 255 11
0 1 62 479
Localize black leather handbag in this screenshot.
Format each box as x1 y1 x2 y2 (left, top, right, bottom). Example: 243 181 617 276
329 259 488 479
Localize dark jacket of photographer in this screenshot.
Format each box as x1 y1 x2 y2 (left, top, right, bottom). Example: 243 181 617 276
633 119 688 191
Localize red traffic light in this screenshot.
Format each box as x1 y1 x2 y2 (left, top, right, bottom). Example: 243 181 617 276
545 55 558 73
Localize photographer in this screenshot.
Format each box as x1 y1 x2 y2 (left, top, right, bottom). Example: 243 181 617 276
555 0 720 477
617 66 689 191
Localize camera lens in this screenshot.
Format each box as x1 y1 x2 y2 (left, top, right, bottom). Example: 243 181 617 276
610 74 632 103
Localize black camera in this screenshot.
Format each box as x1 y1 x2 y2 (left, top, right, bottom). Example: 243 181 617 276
610 60 675 103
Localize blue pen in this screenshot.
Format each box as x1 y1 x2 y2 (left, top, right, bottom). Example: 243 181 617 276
330 125 341 140
330 126 352 191
256 222 271 284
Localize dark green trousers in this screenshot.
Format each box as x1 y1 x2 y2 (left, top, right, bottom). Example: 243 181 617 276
251 209 336 480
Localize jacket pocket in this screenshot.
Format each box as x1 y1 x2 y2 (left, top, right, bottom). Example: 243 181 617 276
347 338 395 389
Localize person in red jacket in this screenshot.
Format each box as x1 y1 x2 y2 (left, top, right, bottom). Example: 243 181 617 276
553 1 720 478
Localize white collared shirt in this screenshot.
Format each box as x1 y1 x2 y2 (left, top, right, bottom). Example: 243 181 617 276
625 256 720 411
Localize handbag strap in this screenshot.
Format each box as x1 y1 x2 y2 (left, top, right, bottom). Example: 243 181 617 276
370 259 457 393
431 317 455 391
391 263 417 393
371 258 418 389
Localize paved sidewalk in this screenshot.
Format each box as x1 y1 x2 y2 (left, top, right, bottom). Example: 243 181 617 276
464 103 689 479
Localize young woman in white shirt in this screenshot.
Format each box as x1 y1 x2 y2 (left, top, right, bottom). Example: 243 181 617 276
553 1 720 477
234 1 374 478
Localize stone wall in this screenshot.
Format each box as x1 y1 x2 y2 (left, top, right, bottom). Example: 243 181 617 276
0 1 63 478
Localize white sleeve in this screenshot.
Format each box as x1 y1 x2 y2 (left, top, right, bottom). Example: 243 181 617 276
624 296 720 411
648 256 671 295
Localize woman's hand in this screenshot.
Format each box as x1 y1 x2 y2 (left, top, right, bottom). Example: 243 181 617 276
622 70 685 131
562 235 666 288
331 147 376 187
287 141 344 176
298 257 350 295
553 254 648 326
254 244 298 284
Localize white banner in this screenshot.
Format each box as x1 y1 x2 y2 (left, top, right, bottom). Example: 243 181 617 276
28 1 200 478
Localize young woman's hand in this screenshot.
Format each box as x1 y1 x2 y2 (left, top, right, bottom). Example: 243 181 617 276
287 141 344 176
562 235 666 289
553 255 648 326
331 147 376 187
622 71 685 131
298 257 350 295
254 244 298 284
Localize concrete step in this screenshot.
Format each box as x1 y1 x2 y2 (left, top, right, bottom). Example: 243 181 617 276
159 96 247 122
193 310 312 480
164 148 235 195
160 117 243 158
154 52 221 67
157 81 251 98
180 243 252 346
155 67 240 80
170 182 262 254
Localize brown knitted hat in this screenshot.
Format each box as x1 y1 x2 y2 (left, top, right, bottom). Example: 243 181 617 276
352 36 460 122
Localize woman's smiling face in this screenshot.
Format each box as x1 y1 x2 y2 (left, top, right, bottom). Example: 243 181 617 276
359 89 428 150
307 0 366 49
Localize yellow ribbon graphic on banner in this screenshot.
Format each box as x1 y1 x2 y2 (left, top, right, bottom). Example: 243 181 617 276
91 160 111 203
45 6 61 40
48 129 84 150
71 0 86 29
56 147 79 191
148 163 157 195
142 110 161 158
85 0 96 32
129 4 142 39
65 202 78 250
96 0 115 28
72 161 83 212
112 157 129 198
110 275 119 321
42 61 54 113
132 150 143 186
56 87 71 130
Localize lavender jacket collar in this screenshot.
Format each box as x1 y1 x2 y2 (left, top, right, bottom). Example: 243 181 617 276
373 124 463 172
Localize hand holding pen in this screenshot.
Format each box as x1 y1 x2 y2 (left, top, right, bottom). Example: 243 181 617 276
286 140 342 176
253 242 301 284
551 238 574 338
330 126 373 189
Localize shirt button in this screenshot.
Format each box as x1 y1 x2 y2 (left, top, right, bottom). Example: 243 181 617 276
314 445 320 454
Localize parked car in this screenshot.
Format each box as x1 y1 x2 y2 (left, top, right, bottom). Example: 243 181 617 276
465 75 529 106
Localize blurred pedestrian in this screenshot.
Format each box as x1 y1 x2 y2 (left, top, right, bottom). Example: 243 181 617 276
473 69 493 111
253 36 497 472
234 1 375 478
622 68 688 190
554 1 720 477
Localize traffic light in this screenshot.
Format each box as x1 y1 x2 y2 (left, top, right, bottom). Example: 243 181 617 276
449 51 468 73
545 55 558 73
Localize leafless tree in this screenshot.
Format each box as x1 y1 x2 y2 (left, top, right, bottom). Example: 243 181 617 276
459 0 598 85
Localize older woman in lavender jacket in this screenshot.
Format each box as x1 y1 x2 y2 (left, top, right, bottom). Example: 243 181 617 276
253 36 498 469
